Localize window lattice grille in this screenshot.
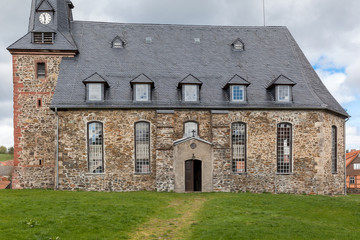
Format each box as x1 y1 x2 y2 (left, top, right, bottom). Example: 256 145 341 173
331 126 337 173
88 122 104 173
135 122 150 173
277 123 292 174
232 123 246 173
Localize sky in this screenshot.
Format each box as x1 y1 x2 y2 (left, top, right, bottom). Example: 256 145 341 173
0 0 359 150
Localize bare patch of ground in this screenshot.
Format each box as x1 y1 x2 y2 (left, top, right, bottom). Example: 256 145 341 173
129 196 207 240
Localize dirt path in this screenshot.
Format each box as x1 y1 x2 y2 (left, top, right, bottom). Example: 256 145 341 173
129 196 207 240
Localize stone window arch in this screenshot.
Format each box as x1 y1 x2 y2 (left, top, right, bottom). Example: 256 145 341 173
232 122 247 173
277 122 292 174
87 121 104 173
135 121 151 173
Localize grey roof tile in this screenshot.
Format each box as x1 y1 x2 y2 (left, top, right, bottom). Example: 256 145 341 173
30 21 346 117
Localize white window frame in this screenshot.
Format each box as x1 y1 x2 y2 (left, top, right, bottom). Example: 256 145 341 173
135 84 150 102
184 122 198 138
231 85 245 102
88 83 103 101
349 176 355 184
183 85 199 102
277 85 291 102
354 163 360 170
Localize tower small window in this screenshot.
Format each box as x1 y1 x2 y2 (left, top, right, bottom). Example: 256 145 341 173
37 98 42 108
37 63 46 78
277 85 290 102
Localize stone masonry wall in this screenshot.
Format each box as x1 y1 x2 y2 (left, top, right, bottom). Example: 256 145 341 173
58 110 157 191
12 55 64 189
56 109 344 194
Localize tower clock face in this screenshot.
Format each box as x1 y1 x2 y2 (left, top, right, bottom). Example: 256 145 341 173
39 13 52 25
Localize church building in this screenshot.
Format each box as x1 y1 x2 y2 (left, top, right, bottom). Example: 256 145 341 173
7 0 348 194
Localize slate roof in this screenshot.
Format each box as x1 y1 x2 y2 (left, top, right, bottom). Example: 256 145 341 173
49 21 348 117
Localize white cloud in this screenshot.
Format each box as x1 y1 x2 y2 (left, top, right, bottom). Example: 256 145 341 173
346 126 360 150
315 69 355 104
0 117 13 148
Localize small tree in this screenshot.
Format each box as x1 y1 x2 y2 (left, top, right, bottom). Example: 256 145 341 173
7 147 14 154
0 146 7 154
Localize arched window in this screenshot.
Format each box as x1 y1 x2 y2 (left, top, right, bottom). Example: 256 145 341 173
277 123 292 174
332 126 337 173
88 122 104 173
135 122 150 173
184 121 198 138
232 122 246 173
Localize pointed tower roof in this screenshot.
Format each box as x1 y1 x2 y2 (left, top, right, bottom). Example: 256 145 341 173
7 0 77 54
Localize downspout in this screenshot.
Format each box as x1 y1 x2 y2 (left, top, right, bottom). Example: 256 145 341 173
55 107 59 190
344 117 349 195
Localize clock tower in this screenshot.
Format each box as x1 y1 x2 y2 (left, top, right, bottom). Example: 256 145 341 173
7 0 78 189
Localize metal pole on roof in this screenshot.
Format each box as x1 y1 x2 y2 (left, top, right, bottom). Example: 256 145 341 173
263 0 266 26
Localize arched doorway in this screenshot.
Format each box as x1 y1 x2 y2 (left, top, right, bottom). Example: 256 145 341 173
185 160 202 192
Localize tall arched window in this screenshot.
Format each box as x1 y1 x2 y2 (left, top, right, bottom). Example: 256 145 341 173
232 122 246 173
135 122 150 173
88 122 104 173
277 123 292 174
332 126 337 173
184 121 198 138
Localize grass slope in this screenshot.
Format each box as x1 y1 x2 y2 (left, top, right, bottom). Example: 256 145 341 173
0 190 359 240
0 154 13 162
191 193 360 240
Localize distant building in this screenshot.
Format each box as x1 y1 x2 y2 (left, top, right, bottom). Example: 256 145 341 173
346 150 360 193
7 0 348 194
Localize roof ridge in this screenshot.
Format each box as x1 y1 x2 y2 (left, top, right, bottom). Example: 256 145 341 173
71 20 288 29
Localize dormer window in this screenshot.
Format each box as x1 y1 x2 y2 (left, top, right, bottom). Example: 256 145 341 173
231 85 245 102
277 85 290 102
232 39 245 51
130 74 154 102
88 84 103 101
178 74 202 102
184 85 199 102
135 84 150 101
33 32 54 44
112 36 125 49
82 73 109 102
223 75 250 103
267 75 296 103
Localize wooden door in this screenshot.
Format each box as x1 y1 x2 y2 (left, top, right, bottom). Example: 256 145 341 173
185 160 202 192
185 160 194 192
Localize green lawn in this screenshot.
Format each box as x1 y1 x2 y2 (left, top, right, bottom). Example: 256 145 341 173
0 190 359 240
0 153 13 162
